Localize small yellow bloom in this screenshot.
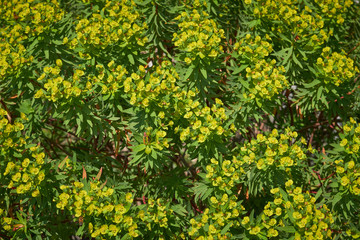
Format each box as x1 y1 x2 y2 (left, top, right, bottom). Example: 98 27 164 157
56 59 63 67
126 192 133 203
249 226 260 235
341 176 350 186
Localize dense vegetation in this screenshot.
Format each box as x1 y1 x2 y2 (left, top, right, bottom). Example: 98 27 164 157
1 0 360 239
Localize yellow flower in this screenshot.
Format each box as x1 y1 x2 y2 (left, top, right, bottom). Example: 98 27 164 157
267 228 278 237
193 120 202 129
270 188 279 194
12 172 21 182
126 192 133 203
210 196 218 204
256 158 265 169
4 162 16 175
340 139 348 147
249 226 260 235
285 179 293 187
32 189 40 197
209 224 216 234
274 198 282 205
336 166 345 173
293 211 302 220
241 216 250 225
347 161 355 169
341 176 350 186
56 59 62 67
275 207 282 216
185 57 192 64
293 187 302 195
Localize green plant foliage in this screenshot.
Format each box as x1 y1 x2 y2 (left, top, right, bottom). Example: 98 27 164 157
0 0 360 239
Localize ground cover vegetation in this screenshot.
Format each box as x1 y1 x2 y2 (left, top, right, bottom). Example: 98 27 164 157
0 0 360 239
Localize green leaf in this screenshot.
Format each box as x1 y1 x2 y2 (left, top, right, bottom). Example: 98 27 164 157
303 79 321 88
55 174 68 180
171 204 188 216
232 64 248 75
132 144 146 153
26 82 34 91
129 153 144 165
292 54 303 69
77 112 83 122
320 95 329 108
44 48 49 59
317 86 323 101
315 187 323 200
87 119 93 128
278 33 292 43
183 65 195 81
76 223 85 236
220 222 232 235
255 98 262 107
193 182 211 202
26 39 39 54
52 40 63 45
18 100 34 114
279 188 288 202
308 66 317 74
134 0 152 5
200 68 207 79
108 117 120 121
283 46 293 64
159 41 171 58
277 226 296 233
128 54 135 65
247 19 260 28
331 192 343 209
76 118 82 135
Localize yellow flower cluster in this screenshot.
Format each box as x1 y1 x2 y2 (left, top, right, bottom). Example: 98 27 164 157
1 215 13 232
314 0 353 23
72 0 147 54
0 108 45 197
126 60 230 146
234 34 273 62
333 118 360 195
124 60 181 151
205 129 310 194
206 157 244 191
182 0 208 9
126 60 178 108
246 0 330 47
4 147 45 196
177 97 229 143
258 183 335 239
89 61 128 95
245 59 287 100
54 181 138 238
144 127 170 155
82 0 106 4
335 159 360 195
137 198 174 231
0 105 25 149
239 128 308 170
34 60 128 101
0 0 64 40
316 47 359 86
188 157 248 238
0 24 28 45
34 61 82 102
172 9 225 62
234 34 288 101
188 194 244 239
0 40 33 79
